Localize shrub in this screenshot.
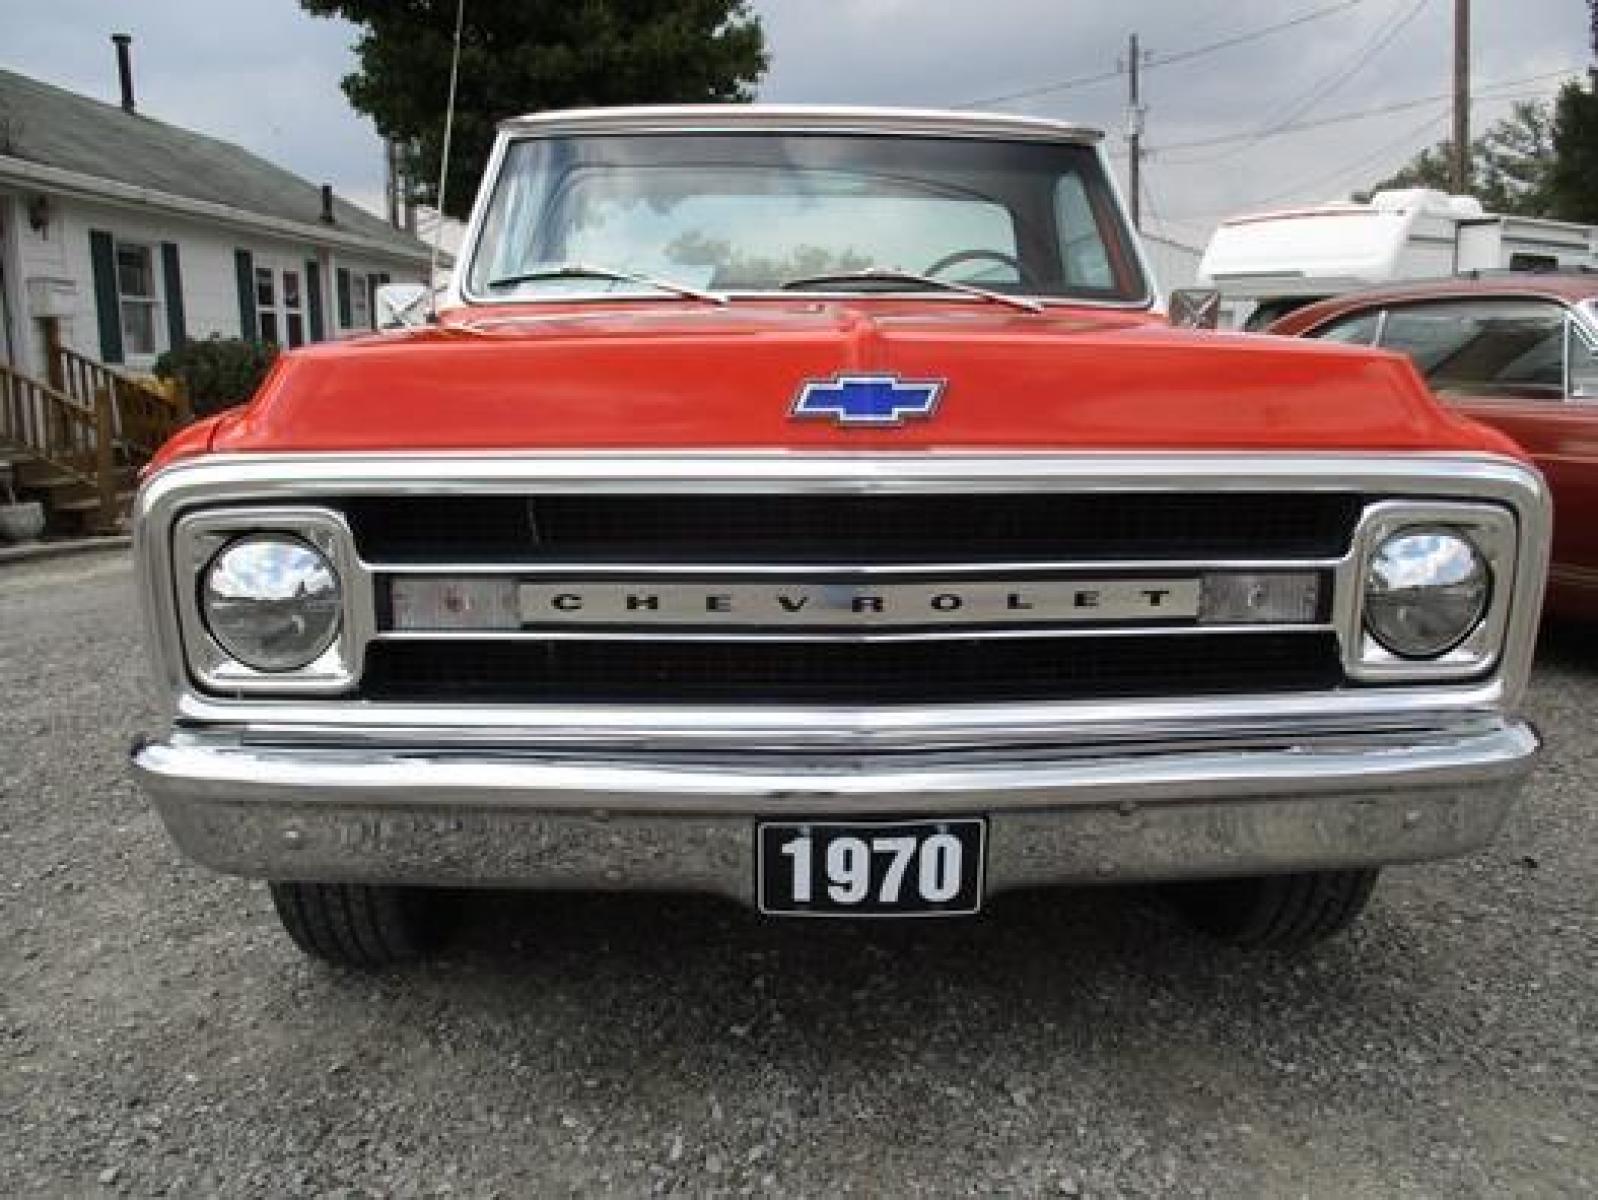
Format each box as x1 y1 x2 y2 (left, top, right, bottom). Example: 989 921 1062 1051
154 336 278 417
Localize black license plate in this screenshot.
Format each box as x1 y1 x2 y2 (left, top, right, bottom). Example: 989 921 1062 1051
757 819 986 917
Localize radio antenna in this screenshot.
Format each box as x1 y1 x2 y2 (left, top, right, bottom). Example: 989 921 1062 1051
429 0 466 316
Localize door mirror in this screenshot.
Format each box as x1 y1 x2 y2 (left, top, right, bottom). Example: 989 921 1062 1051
375 283 431 330
1169 288 1221 330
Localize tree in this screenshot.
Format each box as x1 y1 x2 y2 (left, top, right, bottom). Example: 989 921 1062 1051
301 1 768 220
1547 79 1598 223
1364 102 1556 216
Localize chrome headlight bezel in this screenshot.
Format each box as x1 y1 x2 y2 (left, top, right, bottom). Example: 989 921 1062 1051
172 507 371 694
1340 501 1518 682
202 534 344 672
1363 527 1490 658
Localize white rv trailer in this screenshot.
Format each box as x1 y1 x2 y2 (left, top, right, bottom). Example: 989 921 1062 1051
1199 189 1598 328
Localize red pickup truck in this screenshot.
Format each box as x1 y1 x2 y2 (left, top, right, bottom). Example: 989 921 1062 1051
131 107 1547 966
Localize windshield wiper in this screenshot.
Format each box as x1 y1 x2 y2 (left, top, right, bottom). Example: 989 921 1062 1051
486 262 727 305
778 268 1044 313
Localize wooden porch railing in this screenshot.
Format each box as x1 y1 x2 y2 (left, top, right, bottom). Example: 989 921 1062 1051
49 343 189 460
0 361 100 482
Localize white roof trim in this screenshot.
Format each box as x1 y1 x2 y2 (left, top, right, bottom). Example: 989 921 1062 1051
0 154 432 265
498 104 1103 144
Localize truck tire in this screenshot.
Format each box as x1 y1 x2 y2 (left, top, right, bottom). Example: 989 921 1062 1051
1167 868 1380 949
268 881 451 966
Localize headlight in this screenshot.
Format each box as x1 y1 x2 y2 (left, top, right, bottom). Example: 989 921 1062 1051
1364 529 1490 658
201 535 342 672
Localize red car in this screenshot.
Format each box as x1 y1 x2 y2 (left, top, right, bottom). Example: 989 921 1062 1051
129 108 1549 966
1272 275 1598 616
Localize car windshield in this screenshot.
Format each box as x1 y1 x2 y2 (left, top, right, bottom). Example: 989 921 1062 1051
467 132 1148 304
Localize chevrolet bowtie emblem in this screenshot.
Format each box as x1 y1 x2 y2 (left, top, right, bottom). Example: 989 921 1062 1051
791 374 945 427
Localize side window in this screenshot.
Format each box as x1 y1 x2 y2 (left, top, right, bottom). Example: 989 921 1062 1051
1308 309 1380 345
1378 300 1567 400
1570 319 1598 400
1053 175 1112 290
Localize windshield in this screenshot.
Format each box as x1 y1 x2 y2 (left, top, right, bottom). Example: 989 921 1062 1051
466 132 1148 303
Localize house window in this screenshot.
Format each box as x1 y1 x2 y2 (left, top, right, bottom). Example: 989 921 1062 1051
255 266 279 345
116 241 160 357
350 273 370 330
283 269 305 348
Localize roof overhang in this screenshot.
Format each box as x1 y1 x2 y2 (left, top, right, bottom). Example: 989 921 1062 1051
497 104 1103 144
0 154 433 266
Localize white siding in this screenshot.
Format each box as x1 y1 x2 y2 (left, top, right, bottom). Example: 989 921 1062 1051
5 190 425 377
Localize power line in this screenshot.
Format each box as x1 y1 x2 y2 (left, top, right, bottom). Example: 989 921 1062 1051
1251 109 1451 206
956 0 1367 109
1150 65 1583 159
1163 80 1562 222
1179 0 1433 165
1148 0 1368 70
1163 107 1450 218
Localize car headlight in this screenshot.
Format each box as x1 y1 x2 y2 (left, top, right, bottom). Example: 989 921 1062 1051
1363 529 1490 658
201 535 343 672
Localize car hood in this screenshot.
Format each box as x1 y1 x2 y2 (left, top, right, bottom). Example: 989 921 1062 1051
206 301 1515 455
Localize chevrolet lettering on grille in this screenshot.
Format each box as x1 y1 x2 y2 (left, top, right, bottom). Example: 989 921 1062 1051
516 579 1202 628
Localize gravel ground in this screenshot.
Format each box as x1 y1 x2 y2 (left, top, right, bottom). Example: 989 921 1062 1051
1 551 1593 1198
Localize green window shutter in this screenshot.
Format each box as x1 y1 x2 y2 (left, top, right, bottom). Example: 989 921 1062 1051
367 273 384 329
306 260 325 342
235 249 257 339
89 229 123 364
160 242 186 350
336 267 352 328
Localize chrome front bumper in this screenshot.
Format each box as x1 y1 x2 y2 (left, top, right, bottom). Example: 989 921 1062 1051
132 717 1538 900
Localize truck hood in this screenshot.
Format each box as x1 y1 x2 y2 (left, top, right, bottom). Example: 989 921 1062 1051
208 301 1512 455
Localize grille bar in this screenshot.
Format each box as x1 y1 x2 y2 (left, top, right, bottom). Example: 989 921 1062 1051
361 632 1344 705
344 492 1363 565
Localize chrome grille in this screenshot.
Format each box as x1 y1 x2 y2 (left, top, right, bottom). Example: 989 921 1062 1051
361 632 1344 705
343 491 1363 564
136 452 1551 746
324 490 1361 706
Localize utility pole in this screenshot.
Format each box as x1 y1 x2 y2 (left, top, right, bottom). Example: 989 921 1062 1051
1126 32 1145 232
1451 0 1470 193
385 139 400 228
1589 0 1596 91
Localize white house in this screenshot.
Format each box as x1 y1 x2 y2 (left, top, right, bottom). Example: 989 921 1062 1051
0 53 431 382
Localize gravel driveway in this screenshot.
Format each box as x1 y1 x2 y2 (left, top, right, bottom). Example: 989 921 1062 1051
2 551 1593 1197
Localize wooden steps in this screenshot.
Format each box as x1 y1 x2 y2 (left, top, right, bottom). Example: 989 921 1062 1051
1 352 175 536
0 441 136 535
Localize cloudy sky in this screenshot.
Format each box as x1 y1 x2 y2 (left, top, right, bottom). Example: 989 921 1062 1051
3 0 1592 248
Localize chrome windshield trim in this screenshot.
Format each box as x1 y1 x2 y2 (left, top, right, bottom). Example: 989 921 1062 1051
494 105 1105 144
